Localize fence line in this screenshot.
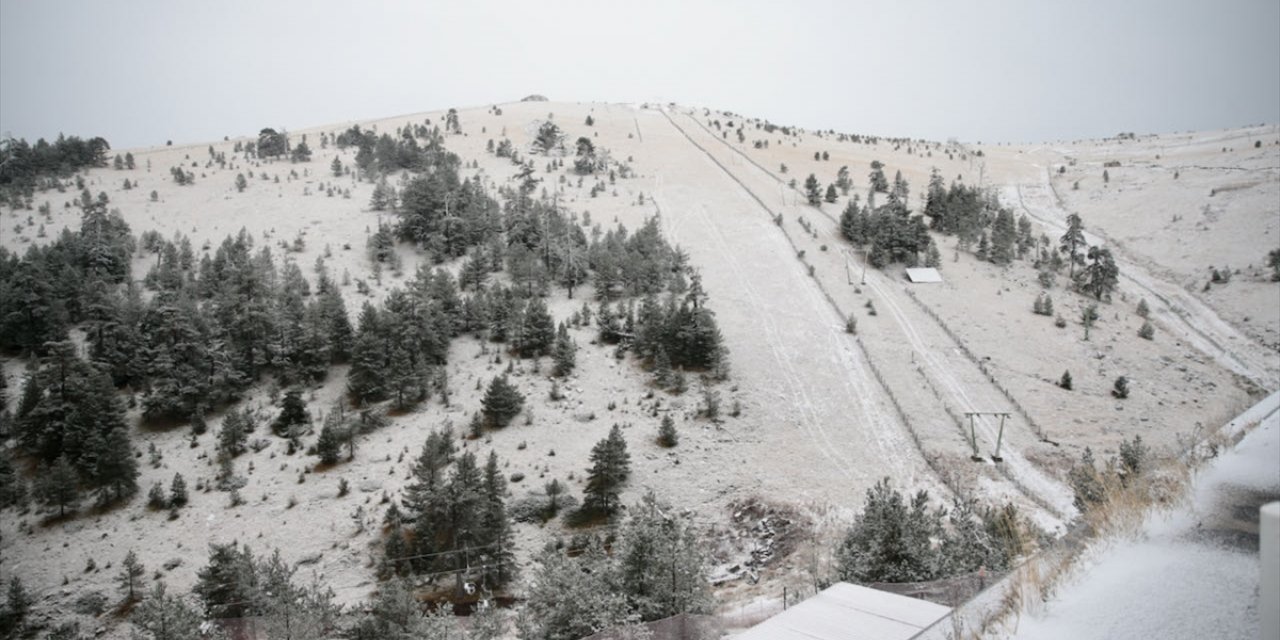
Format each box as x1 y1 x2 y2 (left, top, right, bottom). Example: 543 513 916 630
900 287 1051 443
581 613 722 640
661 109 956 500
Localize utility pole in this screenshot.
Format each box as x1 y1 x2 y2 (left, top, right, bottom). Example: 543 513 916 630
964 412 1011 462
843 248 867 285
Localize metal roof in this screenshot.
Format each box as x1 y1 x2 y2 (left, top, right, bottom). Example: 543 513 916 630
735 582 950 640
905 268 943 283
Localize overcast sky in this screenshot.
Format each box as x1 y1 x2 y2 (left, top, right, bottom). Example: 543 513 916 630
2 0 1278 149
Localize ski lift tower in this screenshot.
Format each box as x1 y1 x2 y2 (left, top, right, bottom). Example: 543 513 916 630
964 412 1011 462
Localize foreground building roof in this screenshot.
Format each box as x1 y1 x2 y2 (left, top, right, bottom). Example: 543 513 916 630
735 582 950 640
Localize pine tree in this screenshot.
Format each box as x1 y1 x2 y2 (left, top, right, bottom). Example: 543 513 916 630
255 550 340 639
169 473 188 508
379 521 410 579
132 583 203 640
516 298 556 358
1016 214 1034 258
480 450 517 586
1136 298 1150 318
573 136 597 174
824 183 839 203
0 453 25 509
315 420 343 465
543 479 567 520
1081 304 1099 341
347 303 387 405
217 408 251 458
836 478 942 582
1069 447 1104 511
190 407 208 436
1059 213 1086 279
990 208 1017 264
460 250 490 291
35 456 80 517
481 375 524 427
520 543 630 640
118 550 145 602
346 577 430 637
1033 293 1054 316
890 170 910 205
583 425 630 515
533 121 564 155
369 179 393 211
925 240 942 268
273 389 310 437
235 173 247 192
19 343 130 477
939 496 1003 574
140 294 241 423
193 542 258 619
2 577 31 636
148 482 168 509
402 427 455 518
1059 370 1073 390
290 140 312 163
657 414 678 447
384 342 428 412
652 347 674 388
416 450 486 581
552 323 576 377
840 196 864 244
318 287 353 362
1119 435 1147 478
1080 246 1119 301
330 156 343 177
367 222 396 264
869 160 889 193
616 492 713 621
804 174 822 205
93 426 139 505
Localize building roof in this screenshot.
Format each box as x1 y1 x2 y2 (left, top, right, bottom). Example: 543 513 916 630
735 582 950 640
905 268 943 283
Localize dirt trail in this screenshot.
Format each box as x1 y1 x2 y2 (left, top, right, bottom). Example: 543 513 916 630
1010 170 1279 392
664 109 1076 524
638 108 943 504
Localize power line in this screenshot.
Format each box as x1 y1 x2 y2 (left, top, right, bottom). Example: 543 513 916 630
383 542 502 564
206 563 509 611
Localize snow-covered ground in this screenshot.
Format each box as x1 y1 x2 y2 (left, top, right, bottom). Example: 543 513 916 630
1 100 1275 636
1014 393 1280 639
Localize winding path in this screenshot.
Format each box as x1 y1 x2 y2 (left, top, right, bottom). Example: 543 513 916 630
1009 170 1278 392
